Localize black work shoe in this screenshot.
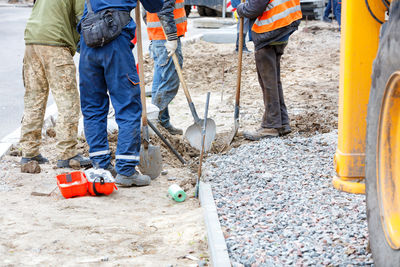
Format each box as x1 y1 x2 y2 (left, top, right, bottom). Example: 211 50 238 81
278 124 292 136
161 124 183 135
105 164 117 178
115 172 151 187
57 154 91 168
20 154 49 165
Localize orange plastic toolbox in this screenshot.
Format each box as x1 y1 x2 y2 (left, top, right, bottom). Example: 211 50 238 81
56 171 88 199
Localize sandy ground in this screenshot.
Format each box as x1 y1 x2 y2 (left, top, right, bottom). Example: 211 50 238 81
0 20 340 265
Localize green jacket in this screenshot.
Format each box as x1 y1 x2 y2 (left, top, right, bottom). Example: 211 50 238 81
24 0 84 55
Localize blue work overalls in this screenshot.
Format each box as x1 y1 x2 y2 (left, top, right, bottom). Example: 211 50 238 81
79 33 141 176
78 0 163 176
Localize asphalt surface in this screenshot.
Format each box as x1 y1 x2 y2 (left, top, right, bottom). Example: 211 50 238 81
0 5 236 140
0 6 32 139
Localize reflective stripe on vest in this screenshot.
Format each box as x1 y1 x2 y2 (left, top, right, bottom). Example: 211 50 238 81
252 0 302 33
147 0 188 40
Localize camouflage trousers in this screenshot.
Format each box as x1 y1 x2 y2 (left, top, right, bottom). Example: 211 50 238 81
20 45 79 160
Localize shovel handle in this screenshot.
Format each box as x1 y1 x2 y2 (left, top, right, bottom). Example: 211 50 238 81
235 0 245 110
171 53 201 123
160 26 201 123
135 2 148 128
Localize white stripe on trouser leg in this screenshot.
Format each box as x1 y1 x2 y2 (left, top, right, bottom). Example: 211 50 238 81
116 155 140 161
89 150 110 157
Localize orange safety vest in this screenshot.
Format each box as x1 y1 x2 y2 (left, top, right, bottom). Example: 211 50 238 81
146 0 187 40
252 0 302 33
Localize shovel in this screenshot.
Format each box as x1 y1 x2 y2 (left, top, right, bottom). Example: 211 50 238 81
170 53 216 152
195 92 211 198
136 2 162 179
160 26 216 152
227 1 244 145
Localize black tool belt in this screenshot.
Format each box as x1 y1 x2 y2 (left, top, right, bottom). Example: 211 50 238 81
81 0 131 48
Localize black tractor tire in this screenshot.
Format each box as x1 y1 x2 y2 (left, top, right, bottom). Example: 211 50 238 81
366 2 400 266
185 5 191 17
198 6 207 16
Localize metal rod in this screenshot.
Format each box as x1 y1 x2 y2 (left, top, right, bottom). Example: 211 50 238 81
147 120 186 165
196 92 211 198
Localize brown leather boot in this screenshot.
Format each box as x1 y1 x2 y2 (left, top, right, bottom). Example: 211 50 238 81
278 124 292 136
243 127 279 141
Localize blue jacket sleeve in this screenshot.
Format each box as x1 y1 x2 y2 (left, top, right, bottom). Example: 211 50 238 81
237 0 268 19
141 0 163 13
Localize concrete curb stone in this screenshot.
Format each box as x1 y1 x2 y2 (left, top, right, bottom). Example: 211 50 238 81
199 181 231 267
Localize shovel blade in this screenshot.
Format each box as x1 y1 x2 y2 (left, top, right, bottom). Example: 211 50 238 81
227 119 239 145
185 119 216 152
138 144 162 179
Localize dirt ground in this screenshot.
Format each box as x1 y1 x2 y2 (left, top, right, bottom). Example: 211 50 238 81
0 20 340 265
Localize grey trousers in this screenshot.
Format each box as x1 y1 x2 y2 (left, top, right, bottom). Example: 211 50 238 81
255 44 289 129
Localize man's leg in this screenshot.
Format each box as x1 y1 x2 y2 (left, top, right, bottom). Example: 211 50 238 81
20 45 49 161
275 45 291 135
275 45 289 126
41 46 80 161
257 46 282 129
335 1 342 29
79 40 111 169
103 34 142 177
243 45 281 140
235 18 250 52
150 39 183 134
323 0 332 20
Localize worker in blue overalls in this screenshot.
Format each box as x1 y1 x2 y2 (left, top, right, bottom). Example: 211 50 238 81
78 0 163 187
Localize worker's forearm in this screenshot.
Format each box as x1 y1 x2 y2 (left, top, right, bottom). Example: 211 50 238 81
158 0 178 40
237 0 269 19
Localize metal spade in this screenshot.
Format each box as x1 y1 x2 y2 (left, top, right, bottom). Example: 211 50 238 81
135 3 162 179
170 53 216 152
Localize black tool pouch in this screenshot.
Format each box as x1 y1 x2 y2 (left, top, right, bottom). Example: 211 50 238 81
81 0 131 48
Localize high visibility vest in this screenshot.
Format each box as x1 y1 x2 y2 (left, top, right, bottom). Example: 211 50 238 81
252 0 302 33
146 0 187 40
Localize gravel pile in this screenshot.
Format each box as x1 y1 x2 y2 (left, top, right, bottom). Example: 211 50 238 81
204 131 373 266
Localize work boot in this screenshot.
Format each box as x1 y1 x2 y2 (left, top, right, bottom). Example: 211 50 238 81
115 172 151 187
161 124 183 135
243 127 279 141
235 47 252 53
105 164 117 178
57 154 91 168
158 107 183 135
323 16 332 23
278 124 292 136
20 154 49 164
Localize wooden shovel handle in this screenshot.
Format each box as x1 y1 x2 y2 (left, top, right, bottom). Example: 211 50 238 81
235 0 245 107
135 2 148 127
171 53 193 104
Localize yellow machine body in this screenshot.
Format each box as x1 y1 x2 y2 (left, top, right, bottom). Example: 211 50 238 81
333 0 387 194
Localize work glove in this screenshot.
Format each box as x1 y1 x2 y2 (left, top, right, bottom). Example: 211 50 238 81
165 40 178 57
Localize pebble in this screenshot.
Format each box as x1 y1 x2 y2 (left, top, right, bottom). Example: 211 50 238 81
167 176 177 181
204 131 373 266
161 170 168 175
